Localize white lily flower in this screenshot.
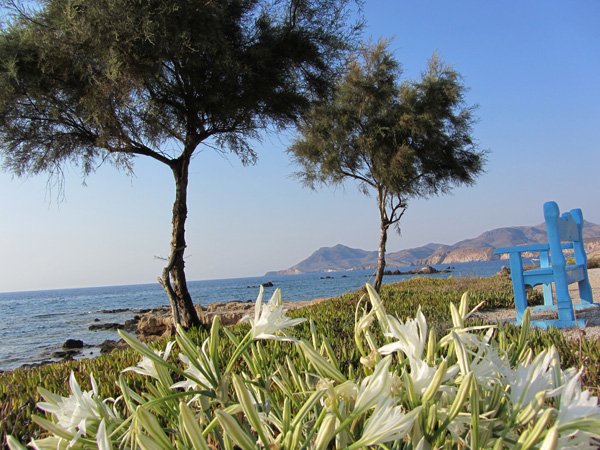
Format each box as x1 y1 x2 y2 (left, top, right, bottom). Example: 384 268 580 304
349 399 422 449
408 357 437 396
356 308 375 334
556 368 600 426
557 431 599 450
378 308 427 359
171 339 216 392
335 380 358 403
354 355 394 415
239 287 306 342
505 346 557 408
122 340 175 381
37 372 106 440
469 344 509 389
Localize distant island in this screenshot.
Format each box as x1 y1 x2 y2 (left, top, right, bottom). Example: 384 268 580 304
266 221 600 276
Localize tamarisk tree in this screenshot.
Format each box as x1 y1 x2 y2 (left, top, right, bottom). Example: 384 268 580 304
289 40 486 291
0 0 361 328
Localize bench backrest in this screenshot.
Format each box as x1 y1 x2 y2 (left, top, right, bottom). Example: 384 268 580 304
544 201 586 267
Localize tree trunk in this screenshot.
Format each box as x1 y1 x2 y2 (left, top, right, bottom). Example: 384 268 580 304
374 189 390 292
158 154 201 330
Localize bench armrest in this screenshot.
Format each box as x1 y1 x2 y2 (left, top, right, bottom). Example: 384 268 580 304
494 242 573 255
494 243 550 255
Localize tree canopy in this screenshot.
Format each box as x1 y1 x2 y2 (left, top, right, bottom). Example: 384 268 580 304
0 0 362 327
289 40 486 290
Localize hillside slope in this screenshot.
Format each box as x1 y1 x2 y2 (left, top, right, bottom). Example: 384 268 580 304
266 221 600 275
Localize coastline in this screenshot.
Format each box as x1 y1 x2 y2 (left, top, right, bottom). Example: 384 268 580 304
5 266 600 372
2 297 334 372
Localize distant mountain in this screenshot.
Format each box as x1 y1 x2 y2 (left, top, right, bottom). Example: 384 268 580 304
265 221 600 276
387 243 450 266
270 244 377 275
418 220 600 265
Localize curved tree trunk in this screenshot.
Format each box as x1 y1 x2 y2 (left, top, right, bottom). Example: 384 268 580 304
158 154 201 330
373 189 390 292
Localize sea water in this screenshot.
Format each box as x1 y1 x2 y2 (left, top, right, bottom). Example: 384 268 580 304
0 260 517 371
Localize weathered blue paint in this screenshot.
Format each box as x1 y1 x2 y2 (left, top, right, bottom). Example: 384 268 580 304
494 201 597 328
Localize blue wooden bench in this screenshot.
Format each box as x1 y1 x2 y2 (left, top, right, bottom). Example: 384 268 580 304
494 201 597 328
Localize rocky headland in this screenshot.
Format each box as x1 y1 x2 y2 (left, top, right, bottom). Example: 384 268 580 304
266 221 600 276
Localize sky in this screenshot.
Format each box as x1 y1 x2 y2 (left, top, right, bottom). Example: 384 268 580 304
0 0 599 292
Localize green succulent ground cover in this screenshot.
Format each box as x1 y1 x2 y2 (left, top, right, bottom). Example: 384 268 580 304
566 253 600 269
2 274 599 446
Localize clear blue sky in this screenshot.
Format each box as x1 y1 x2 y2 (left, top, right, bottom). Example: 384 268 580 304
1 0 599 292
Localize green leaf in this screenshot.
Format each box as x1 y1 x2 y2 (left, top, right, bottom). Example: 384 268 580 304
180 402 210 450
215 410 257 450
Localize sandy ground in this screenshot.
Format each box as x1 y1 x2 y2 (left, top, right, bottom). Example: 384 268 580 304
473 268 600 340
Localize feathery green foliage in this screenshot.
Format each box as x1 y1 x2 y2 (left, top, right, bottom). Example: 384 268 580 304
288 40 487 291
0 0 362 328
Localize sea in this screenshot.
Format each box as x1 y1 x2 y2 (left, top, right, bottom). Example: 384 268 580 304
0 260 520 371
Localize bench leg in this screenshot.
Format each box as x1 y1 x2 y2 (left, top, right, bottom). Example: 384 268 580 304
533 280 586 328
554 275 577 326
509 254 528 324
542 283 553 307
578 275 594 306
540 251 554 307
533 282 556 311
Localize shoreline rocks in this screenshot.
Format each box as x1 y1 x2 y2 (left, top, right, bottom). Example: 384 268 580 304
63 339 84 349
88 318 139 332
136 297 330 341
383 265 453 276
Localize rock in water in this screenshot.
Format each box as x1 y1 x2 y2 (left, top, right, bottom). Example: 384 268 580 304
413 265 439 274
63 339 84 349
89 323 121 331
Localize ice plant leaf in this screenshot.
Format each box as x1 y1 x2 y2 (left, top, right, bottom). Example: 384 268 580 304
299 339 346 383
366 283 390 331
232 374 270 447
97 420 113 450
314 413 337 450
136 433 165 450
215 410 257 450
180 403 210 450
136 407 175 450
6 436 28 450
539 426 558 450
